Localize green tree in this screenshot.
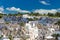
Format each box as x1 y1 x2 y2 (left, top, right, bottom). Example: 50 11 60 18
19 22 25 26
5 22 9 24
27 18 34 21
55 20 60 31
0 13 3 18
16 12 23 16
52 34 60 40
0 35 3 39
48 13 54 17
34 17 38 20
55 12 60 17
8 35 13 40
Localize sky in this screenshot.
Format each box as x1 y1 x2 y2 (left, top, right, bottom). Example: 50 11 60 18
0 0 60 14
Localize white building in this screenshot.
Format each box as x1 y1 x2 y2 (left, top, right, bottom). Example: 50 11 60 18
25 21 38 40
13 38 20 40
3 38 10 40
0 18 5 23
2 35 10 40
45 36 54 40
23 14 34 18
